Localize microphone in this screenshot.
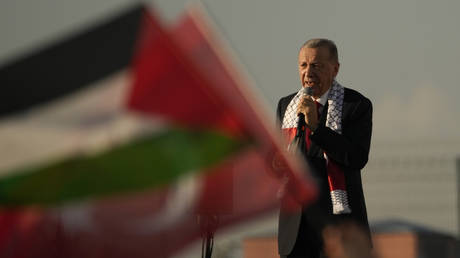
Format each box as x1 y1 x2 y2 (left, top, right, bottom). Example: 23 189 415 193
303 87 313 97
296 87 312 137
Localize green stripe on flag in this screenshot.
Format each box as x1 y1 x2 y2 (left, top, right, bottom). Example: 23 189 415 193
0 128 247 206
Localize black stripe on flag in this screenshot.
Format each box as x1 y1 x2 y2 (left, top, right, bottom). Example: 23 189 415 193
0 4 145 117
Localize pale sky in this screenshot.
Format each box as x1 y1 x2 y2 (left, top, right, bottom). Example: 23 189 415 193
1 0 459 143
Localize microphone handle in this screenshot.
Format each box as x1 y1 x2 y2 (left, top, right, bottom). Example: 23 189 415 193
296 87 311 138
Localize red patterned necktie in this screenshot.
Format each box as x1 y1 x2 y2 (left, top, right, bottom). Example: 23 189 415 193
305 101 322 150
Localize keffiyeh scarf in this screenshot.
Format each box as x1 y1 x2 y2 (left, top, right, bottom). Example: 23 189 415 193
281 81 351 214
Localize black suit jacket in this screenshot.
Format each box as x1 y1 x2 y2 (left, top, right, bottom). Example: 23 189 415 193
276 87 373 255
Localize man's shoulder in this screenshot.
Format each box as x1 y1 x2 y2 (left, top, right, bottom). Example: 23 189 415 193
343 87 372 107
280 92 297 102
277 92 297 108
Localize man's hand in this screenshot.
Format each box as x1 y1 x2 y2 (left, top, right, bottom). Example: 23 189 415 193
297 95 319 131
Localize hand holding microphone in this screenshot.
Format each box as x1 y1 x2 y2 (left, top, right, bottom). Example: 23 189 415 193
297 87 319 131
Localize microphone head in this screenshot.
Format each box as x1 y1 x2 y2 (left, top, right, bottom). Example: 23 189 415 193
301 87 313 96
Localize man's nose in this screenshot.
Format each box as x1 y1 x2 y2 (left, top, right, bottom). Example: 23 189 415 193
305 65 314 77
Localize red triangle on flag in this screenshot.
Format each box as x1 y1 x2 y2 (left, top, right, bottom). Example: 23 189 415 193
170 6 317 211
126 9 245 137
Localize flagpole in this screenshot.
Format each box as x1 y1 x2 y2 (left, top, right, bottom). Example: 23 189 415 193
197 214 219 258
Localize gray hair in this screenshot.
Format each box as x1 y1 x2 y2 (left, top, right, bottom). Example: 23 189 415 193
301 38 339 63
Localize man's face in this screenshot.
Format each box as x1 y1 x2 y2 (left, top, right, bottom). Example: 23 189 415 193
298 47 340 98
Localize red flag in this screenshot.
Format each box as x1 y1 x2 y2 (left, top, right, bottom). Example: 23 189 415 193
126 8 244 137
168 6 318 215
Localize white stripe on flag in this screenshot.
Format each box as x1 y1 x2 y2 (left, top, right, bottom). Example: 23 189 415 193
0 70 164 175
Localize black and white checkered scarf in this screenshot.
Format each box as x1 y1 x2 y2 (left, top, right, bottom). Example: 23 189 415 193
282 81 351 214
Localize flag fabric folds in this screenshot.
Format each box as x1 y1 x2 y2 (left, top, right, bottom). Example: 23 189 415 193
0 4 317 257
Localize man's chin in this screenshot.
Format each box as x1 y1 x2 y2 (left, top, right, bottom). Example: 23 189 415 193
305 85 320 94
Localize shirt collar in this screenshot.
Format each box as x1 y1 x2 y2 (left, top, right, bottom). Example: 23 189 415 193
314 87 330 106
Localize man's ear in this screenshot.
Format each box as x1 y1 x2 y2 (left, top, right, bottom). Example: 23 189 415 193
333 62 340 77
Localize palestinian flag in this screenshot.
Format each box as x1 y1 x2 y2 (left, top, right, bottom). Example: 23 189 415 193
0 4 317 258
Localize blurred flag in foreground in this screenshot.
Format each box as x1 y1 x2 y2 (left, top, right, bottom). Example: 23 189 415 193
0 4 317 258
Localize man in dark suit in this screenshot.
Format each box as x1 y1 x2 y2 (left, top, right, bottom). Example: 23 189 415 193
277 38 373 258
